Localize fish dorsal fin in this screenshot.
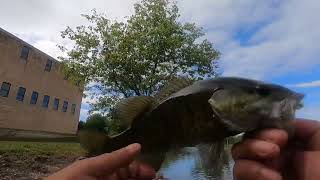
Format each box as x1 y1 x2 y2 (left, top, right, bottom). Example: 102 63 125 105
112 96 156 128
154 76 194 102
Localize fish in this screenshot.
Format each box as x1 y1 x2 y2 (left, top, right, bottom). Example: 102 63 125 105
79 77 304 171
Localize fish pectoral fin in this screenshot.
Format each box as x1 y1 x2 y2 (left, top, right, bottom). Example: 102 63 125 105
219 118 250 132
111 96 156 128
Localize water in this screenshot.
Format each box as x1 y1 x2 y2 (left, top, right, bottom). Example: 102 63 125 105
158 146 234 180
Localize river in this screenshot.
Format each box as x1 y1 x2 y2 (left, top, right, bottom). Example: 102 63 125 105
158 146 234 180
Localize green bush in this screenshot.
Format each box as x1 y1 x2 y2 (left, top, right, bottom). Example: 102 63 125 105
83 114 107 132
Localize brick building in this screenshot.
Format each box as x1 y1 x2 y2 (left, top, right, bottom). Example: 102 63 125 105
0 27 83 138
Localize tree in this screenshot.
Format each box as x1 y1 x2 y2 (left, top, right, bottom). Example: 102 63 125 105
83 114 107 132
59 0 220 114
77 120 85 131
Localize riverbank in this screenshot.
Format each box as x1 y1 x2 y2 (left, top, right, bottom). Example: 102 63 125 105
0 141 85 180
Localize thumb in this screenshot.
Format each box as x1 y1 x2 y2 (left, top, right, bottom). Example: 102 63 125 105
82 143 141 177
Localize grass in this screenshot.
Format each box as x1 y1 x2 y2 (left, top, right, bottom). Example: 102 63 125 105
0 141 86 157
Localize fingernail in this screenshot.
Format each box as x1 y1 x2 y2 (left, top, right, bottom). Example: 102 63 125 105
126 143 141 154
257 143 279 157
260 168 281 180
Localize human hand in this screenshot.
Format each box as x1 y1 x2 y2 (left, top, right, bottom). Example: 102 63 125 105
46 143 156 180
232 119 320 180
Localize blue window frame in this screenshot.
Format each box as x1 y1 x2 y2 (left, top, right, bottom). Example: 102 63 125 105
20 46 30 60
62 101 68 112
53 98 59 110
30 91 38 104
45 59 53 72
16 87 26 102
42 95 50 108
71 104 76 114
0 82 11 97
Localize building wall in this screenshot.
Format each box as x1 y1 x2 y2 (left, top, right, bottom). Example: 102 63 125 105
0 28 83 135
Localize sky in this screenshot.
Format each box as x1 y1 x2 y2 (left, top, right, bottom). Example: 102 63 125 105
0 0 319 121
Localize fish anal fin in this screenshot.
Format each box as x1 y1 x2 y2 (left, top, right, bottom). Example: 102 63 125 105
112 96 155 128
196 142 230 179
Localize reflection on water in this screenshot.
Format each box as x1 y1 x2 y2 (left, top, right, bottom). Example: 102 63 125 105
159 145 234 180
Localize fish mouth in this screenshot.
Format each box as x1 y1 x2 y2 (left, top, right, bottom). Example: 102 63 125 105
292 93 304 109
278 92 304 121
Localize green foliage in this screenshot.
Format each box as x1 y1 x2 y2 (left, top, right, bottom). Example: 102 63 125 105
59 0 220 113
79 114 127 155
105 116 128 136
82 114 126 135
83 114 107 132
78 120 85 130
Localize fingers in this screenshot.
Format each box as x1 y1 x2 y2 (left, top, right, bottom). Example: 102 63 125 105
253 129 288 148
294 119 320 150
117 167 130 179
293 151 320 180
232 129 287 160
114 161 156 180
234 159 282 180
232 139 280 160
83 143 141 176
128 161 139 178
294 119 320 139
137 163 156 179
71 143 155 179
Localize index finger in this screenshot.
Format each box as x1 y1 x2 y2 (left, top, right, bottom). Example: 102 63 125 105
294 119 320 139
82 143 141 176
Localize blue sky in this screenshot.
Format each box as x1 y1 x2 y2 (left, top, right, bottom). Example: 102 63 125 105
0 0 319 121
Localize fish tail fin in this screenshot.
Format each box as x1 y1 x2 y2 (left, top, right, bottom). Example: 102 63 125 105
79 128 138 156
78 129 111 156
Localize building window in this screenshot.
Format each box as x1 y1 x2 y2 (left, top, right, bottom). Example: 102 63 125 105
62 101 68 112
0 82 11 97
45 59 53 72
71 104 76 114
53 98 59 110
30 91 38 104
16 87 26 102
20 46 30 60
42 95 50 108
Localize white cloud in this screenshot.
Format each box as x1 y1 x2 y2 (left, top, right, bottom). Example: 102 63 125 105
289 80 320 88
178 0 320 80
220 0 320 80
0 0 138 58
2 0 319 79
1 0 319 119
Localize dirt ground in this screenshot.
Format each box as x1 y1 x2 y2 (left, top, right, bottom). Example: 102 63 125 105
0 141 168 180
0 153 81 180
0 141 85 180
